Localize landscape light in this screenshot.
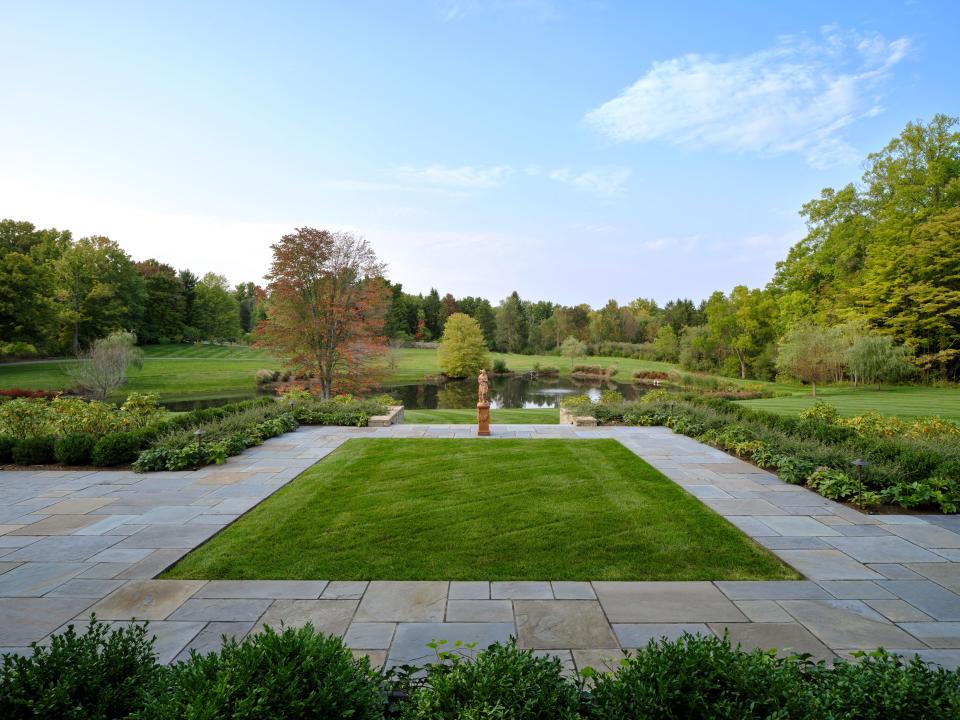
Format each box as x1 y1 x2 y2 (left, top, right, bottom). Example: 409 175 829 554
851 459 869 511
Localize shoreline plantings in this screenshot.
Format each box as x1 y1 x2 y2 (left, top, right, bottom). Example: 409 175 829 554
0 391 390 471
565 392 960 513
2 619 958 719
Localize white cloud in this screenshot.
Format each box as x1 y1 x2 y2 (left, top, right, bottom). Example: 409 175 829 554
548 167 631 196
436 0 558 22
585 28 910 167
392 164 515 188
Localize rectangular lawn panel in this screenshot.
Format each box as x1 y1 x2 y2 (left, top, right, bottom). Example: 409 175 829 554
164 439 798 581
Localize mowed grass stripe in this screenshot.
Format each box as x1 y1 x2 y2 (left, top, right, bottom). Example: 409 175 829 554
164 438 798 582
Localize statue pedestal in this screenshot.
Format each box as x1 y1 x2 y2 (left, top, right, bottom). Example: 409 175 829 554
477 403 490 436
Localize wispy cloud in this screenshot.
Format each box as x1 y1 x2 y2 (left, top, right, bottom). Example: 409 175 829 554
436 0 559 22
548 167 631 197
381 163 630 196
392 164 516 188
585 27 910 168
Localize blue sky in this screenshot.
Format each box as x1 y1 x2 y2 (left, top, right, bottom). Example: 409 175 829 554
2 1 957 306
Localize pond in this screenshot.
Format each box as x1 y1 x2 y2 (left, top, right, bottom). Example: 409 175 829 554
158 375 646 412
381 375 645 410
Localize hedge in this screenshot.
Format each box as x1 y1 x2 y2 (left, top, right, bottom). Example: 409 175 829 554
3 622 958 719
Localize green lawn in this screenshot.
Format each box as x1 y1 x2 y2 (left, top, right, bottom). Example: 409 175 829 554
740 385 960 422
163 438 797 581
404 408 559 424
0 345 678 403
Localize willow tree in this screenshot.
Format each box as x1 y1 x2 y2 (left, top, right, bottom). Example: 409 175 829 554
257 228 389 399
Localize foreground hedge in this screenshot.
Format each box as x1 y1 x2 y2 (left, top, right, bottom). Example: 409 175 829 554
2 620 958 719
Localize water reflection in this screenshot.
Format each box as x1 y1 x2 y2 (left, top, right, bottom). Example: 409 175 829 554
381 375 643 409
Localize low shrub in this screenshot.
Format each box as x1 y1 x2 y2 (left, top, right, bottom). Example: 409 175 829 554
11 436 55 465
0 435 14 463
0 388 52 399
588 633 813 719
492 358 509 374
571 365 617 377
398 640 580 720
92 431 141 467
53 433 96 466
142 625 383 720
254 368 278 385
0 617 161 720
633 370 670 380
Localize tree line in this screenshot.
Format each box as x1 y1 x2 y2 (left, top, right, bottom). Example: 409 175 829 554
381 115 960 381
0 222 267 355
3 114 957 380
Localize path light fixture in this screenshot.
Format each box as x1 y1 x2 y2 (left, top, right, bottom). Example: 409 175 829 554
851 459 869 511
194 428 205 450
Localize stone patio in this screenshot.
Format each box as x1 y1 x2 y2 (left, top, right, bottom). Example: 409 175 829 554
1 423 960 670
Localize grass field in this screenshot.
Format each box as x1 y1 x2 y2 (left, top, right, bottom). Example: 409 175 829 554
740 385 960 421
2 344 959 421
163 438 797 581
404 408 559 424
0 345 675 402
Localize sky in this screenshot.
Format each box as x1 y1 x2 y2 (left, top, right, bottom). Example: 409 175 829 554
1 1 958 307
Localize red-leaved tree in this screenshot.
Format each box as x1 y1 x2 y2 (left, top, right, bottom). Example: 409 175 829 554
256 228 389 399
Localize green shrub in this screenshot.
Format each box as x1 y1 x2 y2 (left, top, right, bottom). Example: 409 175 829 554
11 436 55 465
53 433 96 466
0 435 14 463
0 617 160 720
587 633 814 720
813 649 960 719
92 431 141 467
492 358 509 374
141 624 383 720
399 640 580 720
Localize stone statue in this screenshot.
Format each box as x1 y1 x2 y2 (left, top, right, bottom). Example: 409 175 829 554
478 368 489 405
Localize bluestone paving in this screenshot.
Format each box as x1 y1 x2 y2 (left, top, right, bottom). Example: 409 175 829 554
0 423 957 665
515 600 618 649
612 623 711 647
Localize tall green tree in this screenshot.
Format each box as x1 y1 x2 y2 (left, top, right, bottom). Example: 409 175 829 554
194 273 242 341
495 291 528 353
437 313 489 378
55 236 144 353
704 286 778 379
136 260 185 343
0 220 71 350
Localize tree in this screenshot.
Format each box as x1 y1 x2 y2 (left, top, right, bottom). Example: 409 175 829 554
437 313 489 378
136 260 185 343
559 335 586 367
848 335 915 389
704 286 778 379
256 228 389 399
0 220 70 351
55 236 144 353
652 325 679 362
459 296 496 347
179 269 198 337
495 291 528 353
422 288 442 339
776 324 843 397
66 330 143 399
194 273 242 341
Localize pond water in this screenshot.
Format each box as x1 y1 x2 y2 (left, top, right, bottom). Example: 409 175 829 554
382 375 644 410
159 375 646 412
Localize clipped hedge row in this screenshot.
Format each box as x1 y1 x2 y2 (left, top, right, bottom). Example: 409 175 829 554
2 620 958 719
622 396 960 513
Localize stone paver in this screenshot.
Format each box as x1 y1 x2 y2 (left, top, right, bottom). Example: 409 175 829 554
594 582 747 623
355 581 447 622
515 600 618 649
0 423 957 666
709 622 834 661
